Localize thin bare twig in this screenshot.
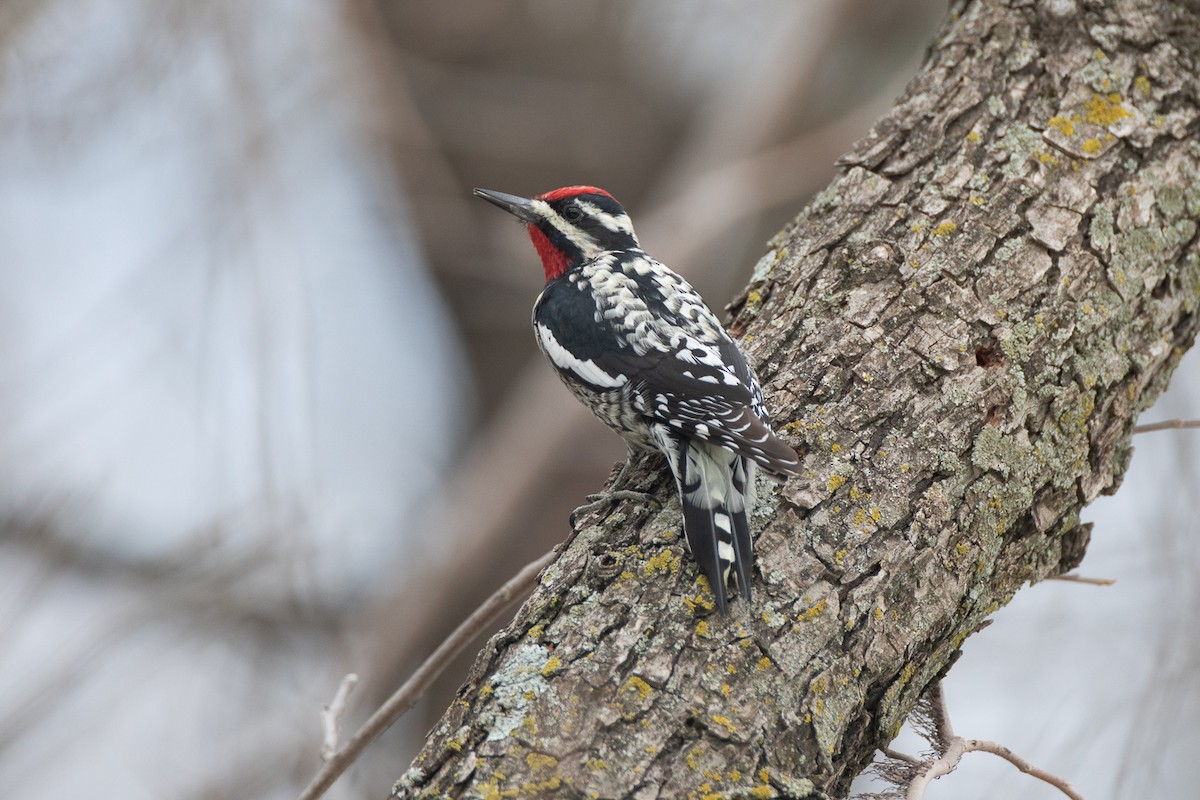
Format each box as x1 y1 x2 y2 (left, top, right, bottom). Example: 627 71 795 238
964 739 1086 800
895 682 1085 800
297 548 558 800
1133 418 1200 434
1047 573 1117 586
320 673 359 761
882 747 922 767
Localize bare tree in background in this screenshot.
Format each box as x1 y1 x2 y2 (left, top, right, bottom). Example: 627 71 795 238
389 1 1200 797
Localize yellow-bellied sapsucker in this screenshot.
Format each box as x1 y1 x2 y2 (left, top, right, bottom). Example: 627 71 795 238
474 185 799 612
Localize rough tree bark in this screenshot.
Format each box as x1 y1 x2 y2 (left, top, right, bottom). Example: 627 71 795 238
392 1 1200 798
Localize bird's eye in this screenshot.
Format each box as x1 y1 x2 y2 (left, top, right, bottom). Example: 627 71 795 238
563 204 585 223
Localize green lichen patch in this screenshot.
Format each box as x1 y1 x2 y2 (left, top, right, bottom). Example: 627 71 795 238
480 643 555 743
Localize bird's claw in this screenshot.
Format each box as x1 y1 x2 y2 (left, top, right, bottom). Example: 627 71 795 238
571 489 660 527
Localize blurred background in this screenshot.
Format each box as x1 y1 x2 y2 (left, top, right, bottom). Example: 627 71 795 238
0 2 1195 798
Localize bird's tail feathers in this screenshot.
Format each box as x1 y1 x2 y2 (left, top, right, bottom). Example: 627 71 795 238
674 438 756 613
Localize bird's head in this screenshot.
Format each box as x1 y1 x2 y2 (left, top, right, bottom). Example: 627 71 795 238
474 185 640 282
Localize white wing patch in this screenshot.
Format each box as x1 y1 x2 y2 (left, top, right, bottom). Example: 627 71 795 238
536 322 627 389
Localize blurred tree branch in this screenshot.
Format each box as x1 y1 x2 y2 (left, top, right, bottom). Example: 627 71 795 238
381 1 1200 798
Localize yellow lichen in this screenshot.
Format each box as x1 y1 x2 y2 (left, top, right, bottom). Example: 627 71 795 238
873 607 884 620
526 753 559 772
757 656 772 671
726 664 738 675
830 442 842 453
527 624 544 638
800 599 827 621
477 777 509 800
744 289 763 311
848 485 862 500
1048 114 1076 137
758 768 770 783
520 777 561 794
870 507 882 523
711 714 736 735
750 786 774 799
931 221 958 236
834 548 848 565
966 129 982 143
540 656 562 677
1036 150 1059 166
584 758 608 771
683 577 717 612
695 619 710 636
446 737 465 752
1081 137 1104 154
827 474 847 492
623 676 652 700
643 549 681 576
721 683 732 697
1084 92 1130 126
853 509 866 525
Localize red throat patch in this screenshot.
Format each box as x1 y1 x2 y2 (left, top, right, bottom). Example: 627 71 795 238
527 224 572 282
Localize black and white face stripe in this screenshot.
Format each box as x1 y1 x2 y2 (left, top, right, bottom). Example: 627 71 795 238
533 193 640 264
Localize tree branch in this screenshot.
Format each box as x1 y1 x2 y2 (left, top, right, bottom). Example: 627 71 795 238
389 2 1200 797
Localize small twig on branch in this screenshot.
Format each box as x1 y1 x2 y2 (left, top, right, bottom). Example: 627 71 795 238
320 673 359 761
297 548 558 800
1047 573 1117 586
892 682 1085 800
1132 418 1200 434
963 739 1086 800
882 747 922 767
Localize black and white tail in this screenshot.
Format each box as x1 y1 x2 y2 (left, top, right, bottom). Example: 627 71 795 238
669 438 756 613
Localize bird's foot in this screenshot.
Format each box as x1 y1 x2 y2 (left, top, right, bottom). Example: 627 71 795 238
570 489 660 527
585 489 660 505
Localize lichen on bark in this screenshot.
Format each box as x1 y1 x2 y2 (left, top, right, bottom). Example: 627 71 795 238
392 1 1200 798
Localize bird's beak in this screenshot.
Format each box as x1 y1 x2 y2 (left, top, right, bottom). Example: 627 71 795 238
473 188 539 223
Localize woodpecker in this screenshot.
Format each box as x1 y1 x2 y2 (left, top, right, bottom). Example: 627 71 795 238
474 185 799 612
